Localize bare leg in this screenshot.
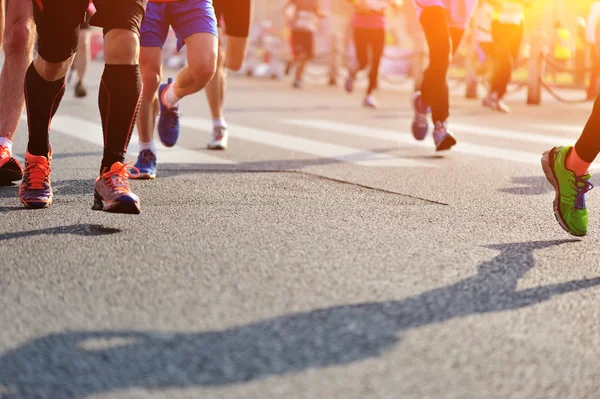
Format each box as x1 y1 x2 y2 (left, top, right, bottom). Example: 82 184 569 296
0 0 34 140
205 38 226 120
73 28 91 94
171 32 217 99
136 47 162 144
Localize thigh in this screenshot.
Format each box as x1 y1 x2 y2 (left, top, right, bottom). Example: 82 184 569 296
33 0 88 62
353 27 369 63
91 0 146 36
222 0 251 38
139 2 169 49
170 0 217 51
183 31 218 70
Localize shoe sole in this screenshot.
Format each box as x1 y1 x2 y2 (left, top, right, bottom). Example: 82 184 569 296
92 191 141 214
0 169 23 184
19 197 53 209
131 173 156 180
541 149 586 237
435 134 457 152
207 142 227 150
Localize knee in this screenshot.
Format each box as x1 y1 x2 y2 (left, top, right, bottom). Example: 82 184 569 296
141 72 160 97
4 17 34 58
190 53 217 87
104 29 140 64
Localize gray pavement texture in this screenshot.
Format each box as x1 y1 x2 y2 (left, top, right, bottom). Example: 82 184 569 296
2 62 600 399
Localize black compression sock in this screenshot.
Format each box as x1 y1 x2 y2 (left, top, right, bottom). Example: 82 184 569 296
25 63 66 156
99 64 142 171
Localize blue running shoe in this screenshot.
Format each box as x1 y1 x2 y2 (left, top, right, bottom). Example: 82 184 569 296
433 121 457 152
411 91 430 141
158 78 180 147
133 149 157 180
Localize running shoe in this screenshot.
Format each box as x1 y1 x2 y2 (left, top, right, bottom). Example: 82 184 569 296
0 143 23 184
293 80 302 89
411 91 430 141
93 162 141 214
433 121 457 152
132 149 157 180
482 92 510 113
363 95 377 109
207 126 229 150
18 150 53 209
541 146 593 236
74 81 88 98
158 78 181 148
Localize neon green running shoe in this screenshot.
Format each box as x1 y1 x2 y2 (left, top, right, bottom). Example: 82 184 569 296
541 146 593 236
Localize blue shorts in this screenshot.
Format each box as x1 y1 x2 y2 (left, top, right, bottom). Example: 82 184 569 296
140 0 217 51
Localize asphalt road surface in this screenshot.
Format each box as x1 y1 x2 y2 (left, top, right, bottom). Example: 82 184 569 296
2 63 600 399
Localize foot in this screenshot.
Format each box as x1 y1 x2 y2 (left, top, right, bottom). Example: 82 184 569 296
541 146 593 236
207 126 229 150
0 143 23 184
132 149 157 180
158 78 181 148
363 95 377 109
411 91 430 141
18 150 53 209
293 80 302 89
345 75 354 93
482 92 510 113
74 81 88 98
433 121 457 152
93 162 141 214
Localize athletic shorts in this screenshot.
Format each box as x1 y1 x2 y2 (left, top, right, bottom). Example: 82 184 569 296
214 0 251 38
291 29 313 58
413 0 478 29
140 0 217 51
33 0 147 63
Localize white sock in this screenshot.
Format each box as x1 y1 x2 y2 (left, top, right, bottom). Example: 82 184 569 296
0 137 13 153
213 117 227 128
162 84 180 109
139 140 157 154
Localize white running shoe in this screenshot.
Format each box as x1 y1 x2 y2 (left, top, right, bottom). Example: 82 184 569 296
363 95 377 108
207 126 229 150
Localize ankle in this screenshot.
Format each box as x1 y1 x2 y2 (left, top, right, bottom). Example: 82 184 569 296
566 147 591 176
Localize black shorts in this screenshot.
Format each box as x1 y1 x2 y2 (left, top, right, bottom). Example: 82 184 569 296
33 0 147 63
214 0 251 38
291 29 313 58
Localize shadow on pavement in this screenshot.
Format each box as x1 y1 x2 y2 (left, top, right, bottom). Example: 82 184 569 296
499 176 553 196
0 224 121 241
1 240 597 398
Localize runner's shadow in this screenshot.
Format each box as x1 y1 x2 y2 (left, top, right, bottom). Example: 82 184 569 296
0 224 121 241
1 240 597 399
500 176 553 196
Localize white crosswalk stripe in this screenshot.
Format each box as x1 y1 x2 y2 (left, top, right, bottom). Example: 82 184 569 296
282 119 566 166
180 117 434 168
21 115 234 165
15 113 600 170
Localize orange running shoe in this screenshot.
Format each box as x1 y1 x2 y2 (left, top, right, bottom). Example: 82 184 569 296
18 150 53 209
93 162 141 214
0 143 23 184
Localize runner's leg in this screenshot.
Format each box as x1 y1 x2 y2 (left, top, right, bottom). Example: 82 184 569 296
367 28 385 96
0 0 34 142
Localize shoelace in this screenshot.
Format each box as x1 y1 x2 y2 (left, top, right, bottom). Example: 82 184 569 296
139 150 155 166
164 108 180 130
574 176 594 209
23 161 51 190
213 126 226 141
101 162 140 191
0 145 10 160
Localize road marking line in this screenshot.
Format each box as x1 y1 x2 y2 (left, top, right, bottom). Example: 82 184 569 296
180 117 434 168
283 119 546 165
22 115 234 165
